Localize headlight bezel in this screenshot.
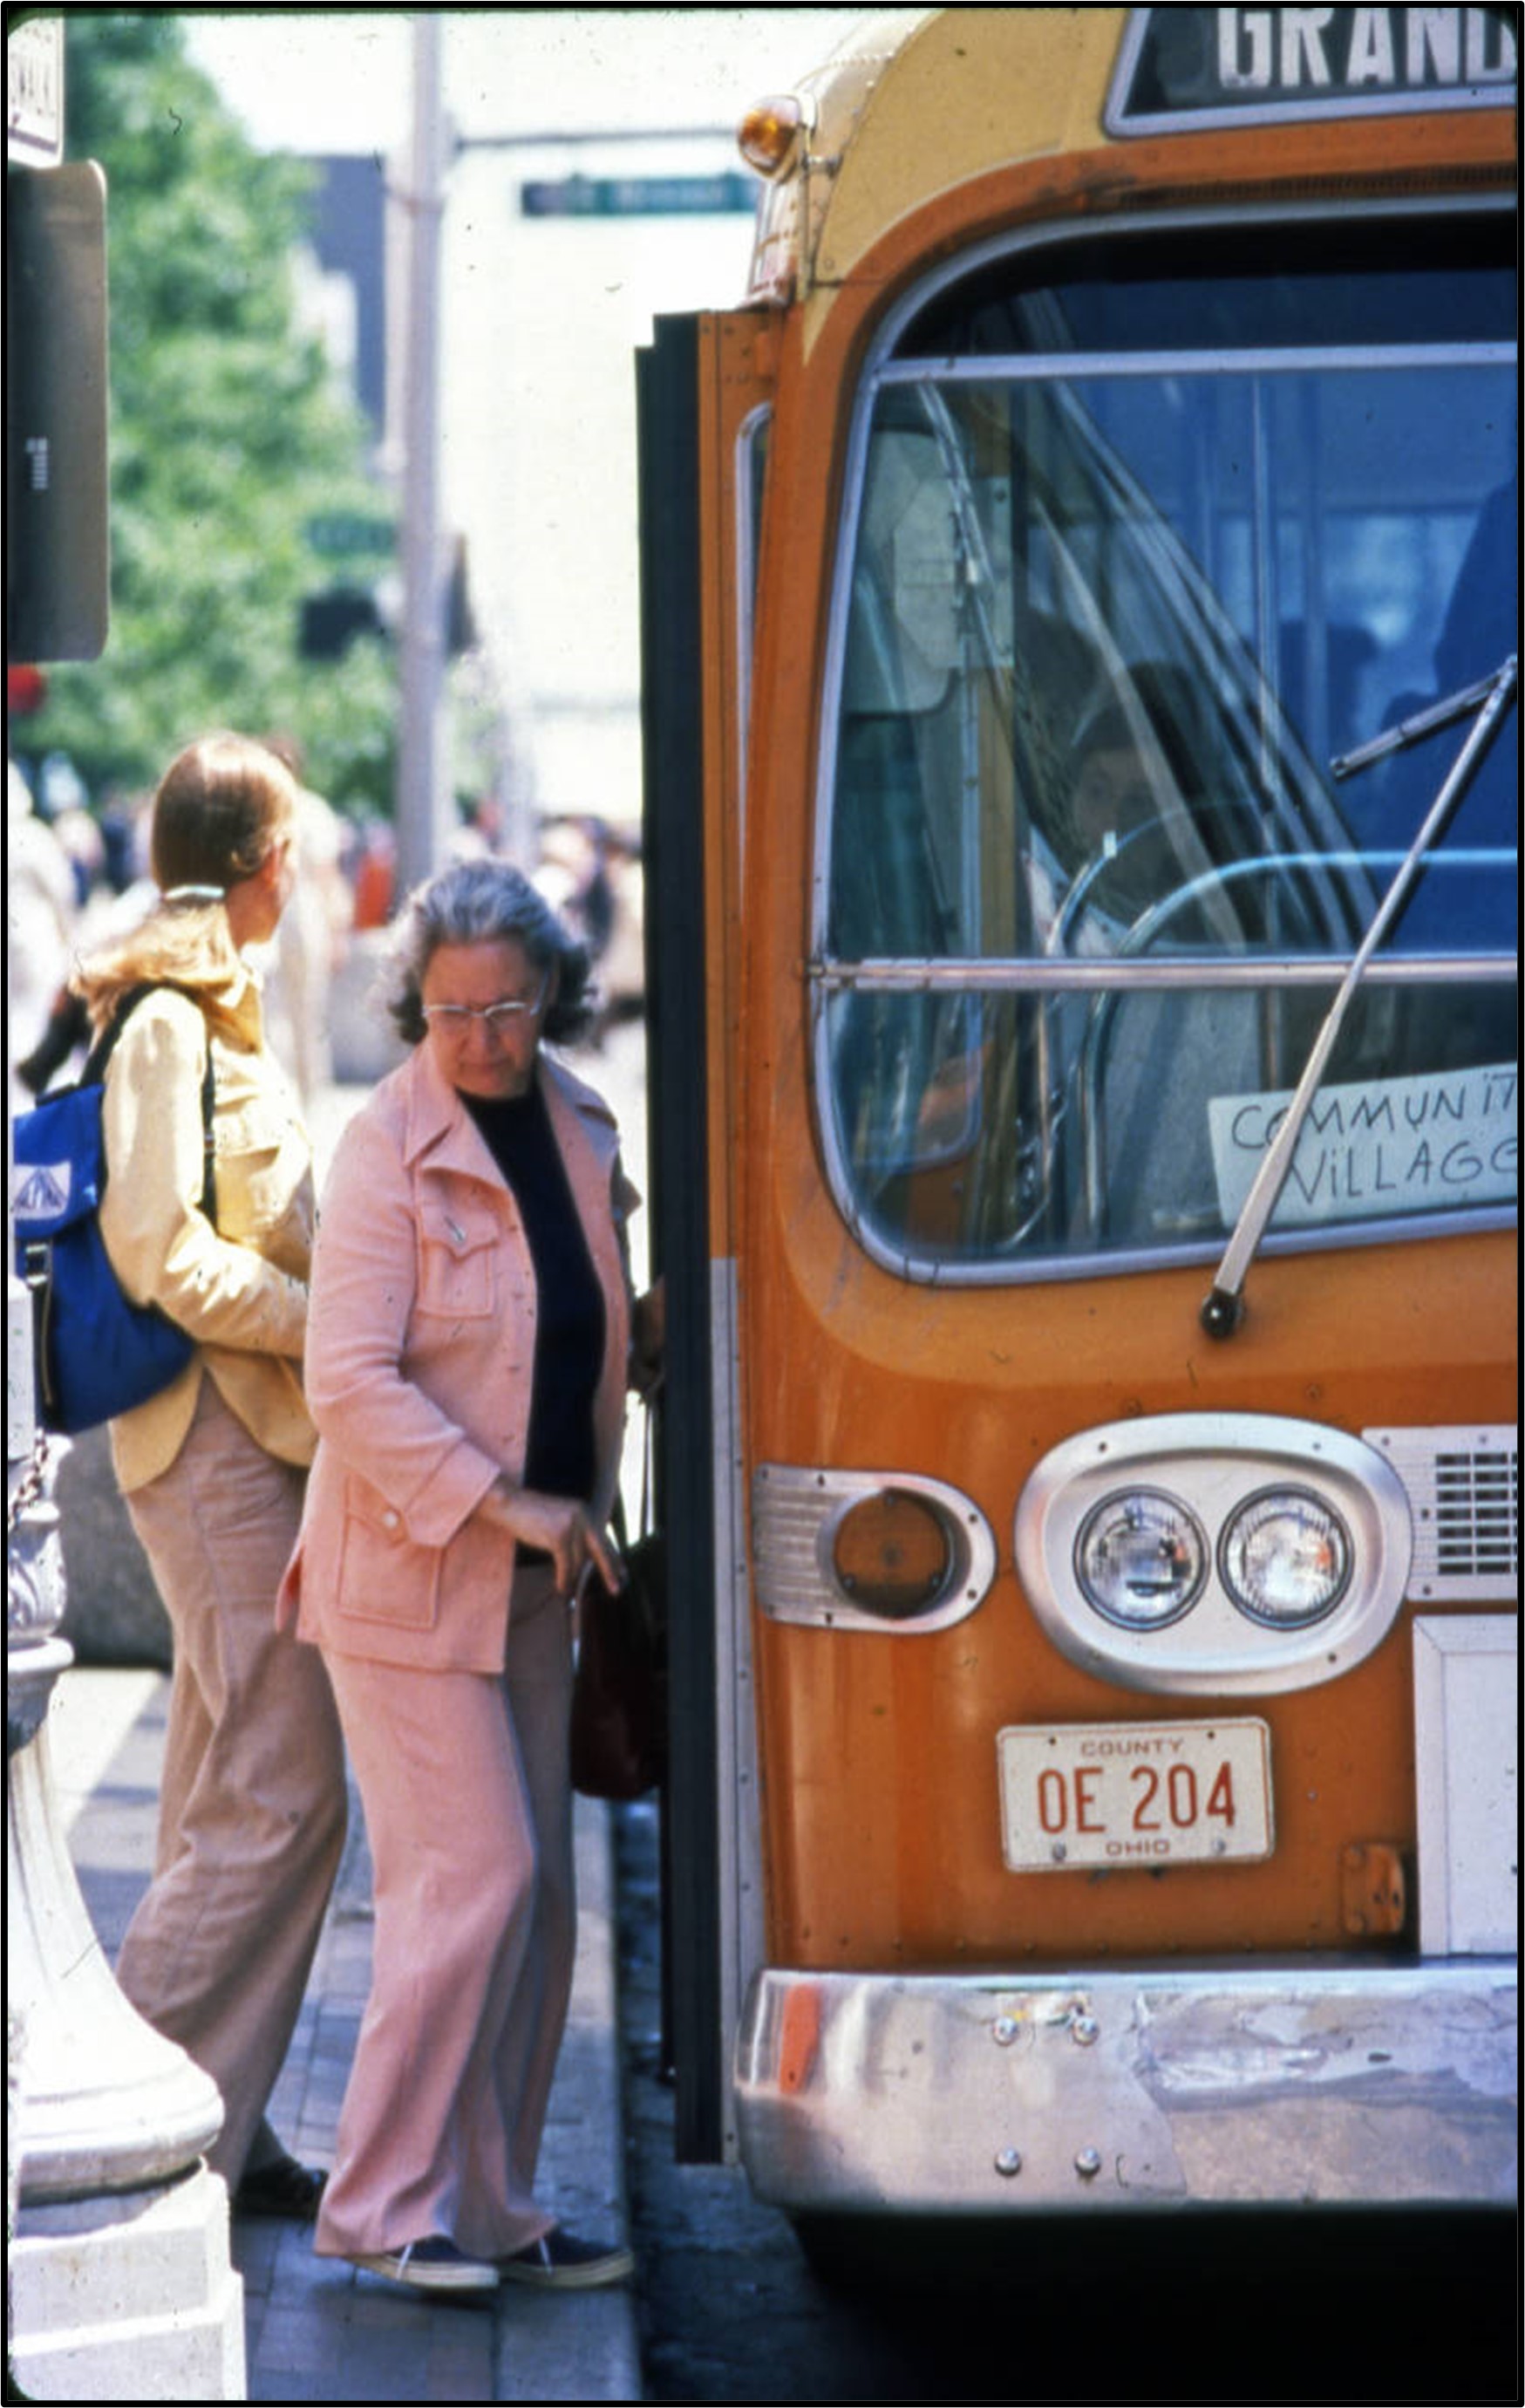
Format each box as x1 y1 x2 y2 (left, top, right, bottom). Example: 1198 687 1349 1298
754 1465 997 1634
1015 1414 1413 1697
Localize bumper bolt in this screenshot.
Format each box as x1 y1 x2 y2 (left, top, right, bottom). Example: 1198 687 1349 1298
994 2146 1023 2178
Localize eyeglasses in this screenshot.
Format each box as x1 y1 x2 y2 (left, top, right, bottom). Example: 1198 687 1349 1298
421 979 548 1035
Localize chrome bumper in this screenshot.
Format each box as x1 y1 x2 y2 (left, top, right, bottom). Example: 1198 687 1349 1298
735 1961 1517 2211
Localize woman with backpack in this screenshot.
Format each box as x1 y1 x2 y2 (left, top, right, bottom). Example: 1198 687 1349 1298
71 731 345 2220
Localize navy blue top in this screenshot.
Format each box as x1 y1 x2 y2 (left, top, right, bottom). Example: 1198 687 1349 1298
462 1081 605 1518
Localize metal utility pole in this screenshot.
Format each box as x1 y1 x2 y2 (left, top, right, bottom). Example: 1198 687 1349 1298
394 12 448 898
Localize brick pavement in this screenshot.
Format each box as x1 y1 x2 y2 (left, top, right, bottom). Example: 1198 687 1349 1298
46 1665 643 2404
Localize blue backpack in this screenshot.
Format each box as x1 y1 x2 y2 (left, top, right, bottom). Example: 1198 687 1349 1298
11 986 216 1435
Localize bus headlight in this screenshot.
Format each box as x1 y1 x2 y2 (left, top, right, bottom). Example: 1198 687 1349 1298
1219 1487 1352 1628
1074 1490 1208 1629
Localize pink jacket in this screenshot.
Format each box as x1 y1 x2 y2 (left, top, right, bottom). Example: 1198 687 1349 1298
278 1040 633 1674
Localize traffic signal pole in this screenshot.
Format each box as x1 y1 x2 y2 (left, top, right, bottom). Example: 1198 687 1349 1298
393 11 449 899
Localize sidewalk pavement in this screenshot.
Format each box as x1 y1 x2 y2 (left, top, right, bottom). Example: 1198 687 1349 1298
44 1665 644 2404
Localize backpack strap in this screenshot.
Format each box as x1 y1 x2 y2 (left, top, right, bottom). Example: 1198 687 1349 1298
87 983 217 1225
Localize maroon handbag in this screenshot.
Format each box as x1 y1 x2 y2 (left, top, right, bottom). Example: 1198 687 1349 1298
569 1450 666 1801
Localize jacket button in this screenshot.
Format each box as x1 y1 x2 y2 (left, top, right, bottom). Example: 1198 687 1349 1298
383 1509 400 1533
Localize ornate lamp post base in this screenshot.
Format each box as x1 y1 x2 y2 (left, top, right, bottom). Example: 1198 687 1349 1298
8 1457 245 2400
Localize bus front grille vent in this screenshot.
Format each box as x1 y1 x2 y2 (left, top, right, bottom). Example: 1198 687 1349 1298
1366 1426 1519 1602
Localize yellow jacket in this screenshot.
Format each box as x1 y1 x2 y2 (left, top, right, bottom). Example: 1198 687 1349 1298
98 969 316 1491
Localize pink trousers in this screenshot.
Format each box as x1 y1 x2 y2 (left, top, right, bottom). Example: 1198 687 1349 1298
313 1565 576 2262
117 1378 347 2186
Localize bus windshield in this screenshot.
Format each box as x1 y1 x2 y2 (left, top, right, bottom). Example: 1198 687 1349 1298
819 213 1517 1279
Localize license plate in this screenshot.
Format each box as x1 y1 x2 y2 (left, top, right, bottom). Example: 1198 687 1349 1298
997 1719 1274 1873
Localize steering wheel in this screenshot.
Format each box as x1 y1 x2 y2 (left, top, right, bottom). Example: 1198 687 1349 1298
1045 801 1368 962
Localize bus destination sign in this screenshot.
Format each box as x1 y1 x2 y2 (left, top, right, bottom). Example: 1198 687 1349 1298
1107 6 1518 134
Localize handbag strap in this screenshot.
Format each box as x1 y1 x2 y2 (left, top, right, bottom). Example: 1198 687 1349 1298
638 1401 653 1538
85 983 217 1224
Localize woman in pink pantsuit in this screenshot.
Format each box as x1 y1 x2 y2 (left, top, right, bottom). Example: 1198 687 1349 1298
279 858 657 2297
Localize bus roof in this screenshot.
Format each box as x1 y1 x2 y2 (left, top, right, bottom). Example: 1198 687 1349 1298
743 6 1518 331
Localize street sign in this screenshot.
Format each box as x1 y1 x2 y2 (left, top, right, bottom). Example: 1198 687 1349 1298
521 171 759 219
305 510 396 559
8 17 64 166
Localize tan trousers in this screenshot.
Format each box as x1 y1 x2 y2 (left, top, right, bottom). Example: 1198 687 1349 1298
117 1378 347 2186
313 1566 575 2263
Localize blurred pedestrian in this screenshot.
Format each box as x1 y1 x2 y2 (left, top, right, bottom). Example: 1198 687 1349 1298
597 828 646 1025
8 759 78 1113
278 857 650 2295
257 734 353 1104
17 788 160 1101
349 817 396 931
70 732 346 2219
450 793 507 860
534 815 611 958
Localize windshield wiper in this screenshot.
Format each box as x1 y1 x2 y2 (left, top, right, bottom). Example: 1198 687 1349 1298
1200 653 1517 1340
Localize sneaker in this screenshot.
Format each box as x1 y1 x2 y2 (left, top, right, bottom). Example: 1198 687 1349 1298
351 2236 499 2293
233 2154 326 2222
497 2227 635 2289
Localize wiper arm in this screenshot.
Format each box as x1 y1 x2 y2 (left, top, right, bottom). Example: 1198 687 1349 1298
1329 666 1514 778
1200 653 1517 1340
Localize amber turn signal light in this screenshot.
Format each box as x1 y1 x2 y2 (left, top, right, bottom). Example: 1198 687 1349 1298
831 1488 953 1620
739 95 803 175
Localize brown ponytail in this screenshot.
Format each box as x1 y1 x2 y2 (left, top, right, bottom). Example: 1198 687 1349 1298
73 733 300 1029
150 733 297 895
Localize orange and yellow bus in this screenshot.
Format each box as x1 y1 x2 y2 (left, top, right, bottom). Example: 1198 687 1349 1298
637 4 1516 2227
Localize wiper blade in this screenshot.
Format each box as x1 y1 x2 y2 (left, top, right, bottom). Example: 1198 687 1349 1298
1200 654 1517 1340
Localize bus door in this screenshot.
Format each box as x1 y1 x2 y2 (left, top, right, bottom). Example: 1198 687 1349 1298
637 306 777 2161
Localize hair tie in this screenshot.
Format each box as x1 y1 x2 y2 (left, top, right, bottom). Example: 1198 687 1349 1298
161 883 226 904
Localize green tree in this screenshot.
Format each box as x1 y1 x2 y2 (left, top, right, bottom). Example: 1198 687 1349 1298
16 12 397 818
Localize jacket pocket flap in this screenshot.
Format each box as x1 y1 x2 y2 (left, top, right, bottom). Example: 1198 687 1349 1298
415 1202 498 1316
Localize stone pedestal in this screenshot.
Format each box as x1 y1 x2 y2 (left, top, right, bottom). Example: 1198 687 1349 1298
10 2169 245 2403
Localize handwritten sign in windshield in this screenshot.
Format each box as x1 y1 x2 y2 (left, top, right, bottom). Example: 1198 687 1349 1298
1209 1061 1517 1227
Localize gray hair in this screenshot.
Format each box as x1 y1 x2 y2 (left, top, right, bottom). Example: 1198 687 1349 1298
385 856 596 1046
